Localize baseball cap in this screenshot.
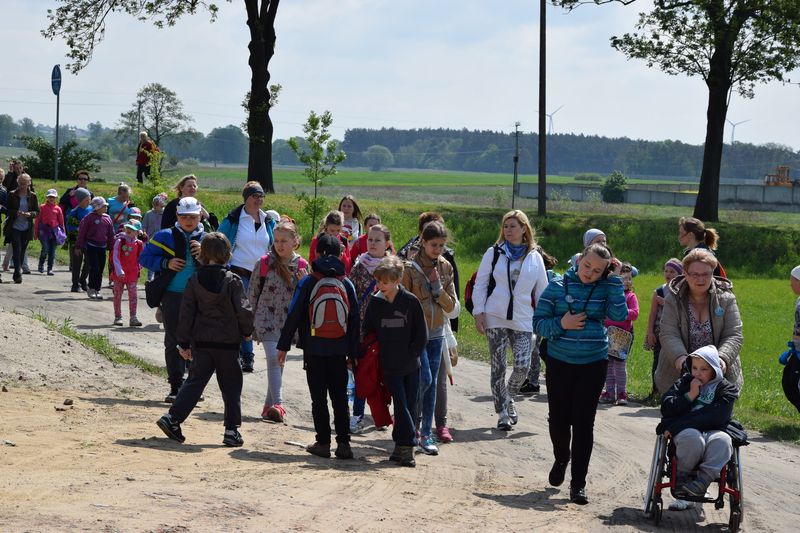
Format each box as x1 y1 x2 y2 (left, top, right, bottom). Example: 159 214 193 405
124 220 142 232
176 197 202 215
46 188 58 198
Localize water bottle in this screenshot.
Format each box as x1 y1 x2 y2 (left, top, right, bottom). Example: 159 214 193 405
346 369 355 405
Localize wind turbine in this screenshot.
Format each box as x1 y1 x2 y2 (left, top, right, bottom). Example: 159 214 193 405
546 105 564 135
726 118 750 145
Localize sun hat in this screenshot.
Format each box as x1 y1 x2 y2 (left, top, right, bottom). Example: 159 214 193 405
91 197 108 211
124 220 142 232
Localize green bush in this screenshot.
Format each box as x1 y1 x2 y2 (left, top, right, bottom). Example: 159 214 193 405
18 135 101 181
574 172 603 182
601 170 627 203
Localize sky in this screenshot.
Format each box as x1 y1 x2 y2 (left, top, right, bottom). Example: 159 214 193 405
2 0 799 151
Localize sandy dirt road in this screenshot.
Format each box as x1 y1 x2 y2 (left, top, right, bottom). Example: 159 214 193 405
1 267 798 532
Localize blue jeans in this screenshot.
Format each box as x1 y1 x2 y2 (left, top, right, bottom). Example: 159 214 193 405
239 276 254 360
385 370 420 447
38 236 56 272
418 337 443 438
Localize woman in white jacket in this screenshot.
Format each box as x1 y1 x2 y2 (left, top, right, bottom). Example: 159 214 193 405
473 210 549 430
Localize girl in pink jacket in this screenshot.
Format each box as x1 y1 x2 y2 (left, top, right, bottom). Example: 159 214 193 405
111 220 145 327
34 189 65 275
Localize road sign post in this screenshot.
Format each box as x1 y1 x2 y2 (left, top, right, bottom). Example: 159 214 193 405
52 65 62 182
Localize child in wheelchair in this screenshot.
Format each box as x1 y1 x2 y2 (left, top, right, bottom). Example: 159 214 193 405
657 344 739 499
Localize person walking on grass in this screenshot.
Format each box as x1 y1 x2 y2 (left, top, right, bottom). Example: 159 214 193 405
34 189 65 276
362 256 428 467
277 234 360 460
110 220 144 327
247 220 308 423
156 232 254 447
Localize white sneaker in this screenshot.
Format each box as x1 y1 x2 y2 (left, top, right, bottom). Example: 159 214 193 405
349 414 364 434
507 400 518 425
113 316 123 326
87 288 96 299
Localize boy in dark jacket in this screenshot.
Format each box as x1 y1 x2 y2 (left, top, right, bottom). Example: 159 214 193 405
277 234 360 460
363 256 428 467
156 232 254 447
658 344 739 498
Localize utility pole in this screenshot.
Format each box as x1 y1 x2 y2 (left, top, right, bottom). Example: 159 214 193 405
512 122 520 209
537 0 547 217
51 65 62 182
136 99 143 142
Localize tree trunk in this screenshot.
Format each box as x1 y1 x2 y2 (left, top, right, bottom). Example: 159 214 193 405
245 0 279 193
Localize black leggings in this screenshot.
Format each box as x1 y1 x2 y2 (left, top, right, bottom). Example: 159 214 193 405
545 355 608 489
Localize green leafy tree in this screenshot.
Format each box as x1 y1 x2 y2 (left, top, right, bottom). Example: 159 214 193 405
365 144 394 171
601 170 627 203
42 0 281 193
118 83 192 147
206 125 249 164
17 135 101 182
288 111 347 233
556 0 800 221
0 114 17 146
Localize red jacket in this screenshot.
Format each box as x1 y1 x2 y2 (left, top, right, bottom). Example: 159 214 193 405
309 234 352 274
355 333 393 428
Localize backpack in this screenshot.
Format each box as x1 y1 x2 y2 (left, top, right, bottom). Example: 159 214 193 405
464 245 501 315
308 272 350 338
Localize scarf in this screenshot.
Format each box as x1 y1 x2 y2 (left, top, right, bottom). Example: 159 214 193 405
354 252 383 274
504 241 527 261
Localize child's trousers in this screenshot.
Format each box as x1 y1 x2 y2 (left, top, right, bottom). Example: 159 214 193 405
170 347 243 429
604 357 628 397
305 353 350 445
673 428 733 479
112 280 138 318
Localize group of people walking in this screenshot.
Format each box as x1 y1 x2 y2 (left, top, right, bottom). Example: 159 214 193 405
3 167 763 509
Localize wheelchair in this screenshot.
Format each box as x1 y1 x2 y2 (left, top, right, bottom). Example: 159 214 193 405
643 432 747 531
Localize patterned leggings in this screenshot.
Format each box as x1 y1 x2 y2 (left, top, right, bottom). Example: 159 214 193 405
604 357 627 398
486 328 533 413
113 280 138 318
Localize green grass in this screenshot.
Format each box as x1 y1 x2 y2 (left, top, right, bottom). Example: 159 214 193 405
30 311 166 378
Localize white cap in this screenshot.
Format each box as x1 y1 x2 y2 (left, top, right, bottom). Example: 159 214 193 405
46 188 58 198
177 197 202 215
265 209 281 222
791 265 800 281
90 197 108 210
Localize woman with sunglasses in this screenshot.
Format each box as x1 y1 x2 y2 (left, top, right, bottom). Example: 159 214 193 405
219 181 276 373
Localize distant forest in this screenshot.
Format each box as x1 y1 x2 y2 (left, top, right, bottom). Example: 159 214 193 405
323 128 799 181
3 113 798 180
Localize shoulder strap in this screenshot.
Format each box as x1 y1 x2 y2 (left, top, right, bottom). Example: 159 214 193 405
171 226 187 259
259 253 271 278
112 200 129 225
359 278 377 307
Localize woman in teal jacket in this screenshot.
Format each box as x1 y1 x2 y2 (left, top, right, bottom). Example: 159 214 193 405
532 243 628 505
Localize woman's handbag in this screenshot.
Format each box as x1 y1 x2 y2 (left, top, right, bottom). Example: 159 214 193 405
607 325 633 361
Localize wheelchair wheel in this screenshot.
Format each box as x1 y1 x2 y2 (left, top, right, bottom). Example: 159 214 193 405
653 499 663 526
728 448 744 532
644 435 667 516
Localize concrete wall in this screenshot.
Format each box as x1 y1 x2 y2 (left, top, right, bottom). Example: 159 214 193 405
516 182 800 212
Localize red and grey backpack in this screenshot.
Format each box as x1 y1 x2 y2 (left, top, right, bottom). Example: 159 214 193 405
308 273 350 338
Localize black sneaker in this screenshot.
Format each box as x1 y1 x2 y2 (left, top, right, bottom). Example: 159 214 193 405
156 415 185 443
223 429 244 447
570 486 588 505
80 282 89 292
549 460 568 487
71 284 80 293
164 389 179 403
520 380 540 395
335 441 354 459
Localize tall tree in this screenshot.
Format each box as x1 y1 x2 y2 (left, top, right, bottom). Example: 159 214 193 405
118 83 192 146
556 0 800 221
42 0 280 192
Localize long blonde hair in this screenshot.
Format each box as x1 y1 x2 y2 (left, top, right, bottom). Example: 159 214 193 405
496 210 536 254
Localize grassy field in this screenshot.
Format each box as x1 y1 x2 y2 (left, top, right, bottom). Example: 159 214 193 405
14 173 800 442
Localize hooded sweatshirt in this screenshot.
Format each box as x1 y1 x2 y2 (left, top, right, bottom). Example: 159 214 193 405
657 345 739 436
176 264 254 350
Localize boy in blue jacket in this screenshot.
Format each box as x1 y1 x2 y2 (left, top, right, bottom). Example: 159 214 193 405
277 234 360 460
139 197 205 402
658 344 739 498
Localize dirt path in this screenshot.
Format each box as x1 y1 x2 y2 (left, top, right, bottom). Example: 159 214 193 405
1 267 799 532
